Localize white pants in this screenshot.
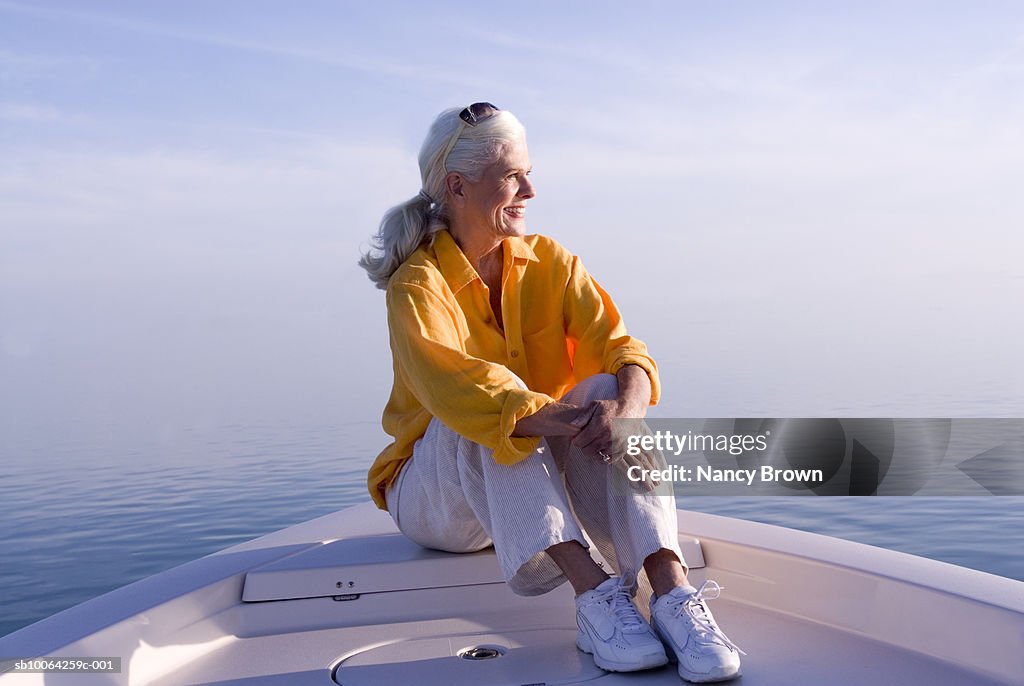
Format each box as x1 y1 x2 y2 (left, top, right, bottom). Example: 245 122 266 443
385 373 684 597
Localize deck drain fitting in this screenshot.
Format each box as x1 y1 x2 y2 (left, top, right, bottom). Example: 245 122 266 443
457 645 506 660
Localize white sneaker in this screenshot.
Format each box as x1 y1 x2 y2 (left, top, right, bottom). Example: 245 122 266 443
650 580 744 683
575 577 669 672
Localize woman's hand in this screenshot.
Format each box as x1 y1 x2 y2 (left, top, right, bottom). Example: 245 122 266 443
512 366 662 486
571 398 637 459
570 399 647 459
571 398 663 489
571 364 650 457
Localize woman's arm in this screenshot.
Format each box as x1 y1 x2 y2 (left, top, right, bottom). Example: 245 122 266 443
512 365 651 454
611 363 652 418
511 401 595 438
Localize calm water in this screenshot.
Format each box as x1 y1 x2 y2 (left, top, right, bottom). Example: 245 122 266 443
1 417 1021 640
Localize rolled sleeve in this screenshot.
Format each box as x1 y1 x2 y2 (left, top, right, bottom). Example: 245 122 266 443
495 388 551 464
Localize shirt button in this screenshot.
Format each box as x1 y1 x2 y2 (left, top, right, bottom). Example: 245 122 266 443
510 350 519 358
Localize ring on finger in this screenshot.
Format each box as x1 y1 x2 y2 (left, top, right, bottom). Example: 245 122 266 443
598 449 613 464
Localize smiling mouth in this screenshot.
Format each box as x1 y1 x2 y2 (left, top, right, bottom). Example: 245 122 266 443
504 206 525 218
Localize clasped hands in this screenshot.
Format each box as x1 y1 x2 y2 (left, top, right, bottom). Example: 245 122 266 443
569 399 664 487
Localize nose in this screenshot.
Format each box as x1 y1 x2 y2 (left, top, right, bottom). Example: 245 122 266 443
518 174 536 200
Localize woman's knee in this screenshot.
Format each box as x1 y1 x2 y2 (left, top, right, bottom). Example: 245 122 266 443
564 373 619 404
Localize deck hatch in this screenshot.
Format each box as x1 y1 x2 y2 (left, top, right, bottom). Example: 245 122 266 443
242 533 505 602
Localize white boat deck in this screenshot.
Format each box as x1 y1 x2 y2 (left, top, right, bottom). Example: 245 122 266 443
2 503 1022 686
138 589 1014 686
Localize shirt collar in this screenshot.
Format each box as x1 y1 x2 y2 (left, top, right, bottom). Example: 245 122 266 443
505 234 540 264
433 230 539 294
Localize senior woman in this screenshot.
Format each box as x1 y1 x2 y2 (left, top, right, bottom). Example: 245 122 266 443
359 103 743 683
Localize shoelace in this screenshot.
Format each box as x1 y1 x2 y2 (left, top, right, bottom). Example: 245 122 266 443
669 580 746 655
589 581 645 630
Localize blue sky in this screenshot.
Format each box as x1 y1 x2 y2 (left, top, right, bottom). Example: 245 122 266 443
2 1 1023 449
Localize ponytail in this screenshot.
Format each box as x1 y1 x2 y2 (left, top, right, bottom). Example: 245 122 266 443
358 191 439 290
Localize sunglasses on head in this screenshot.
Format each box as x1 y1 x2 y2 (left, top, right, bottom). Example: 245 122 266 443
459 102 500 126
441 102 502 173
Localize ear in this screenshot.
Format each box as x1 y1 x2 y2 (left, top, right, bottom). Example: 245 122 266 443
445 172 466 207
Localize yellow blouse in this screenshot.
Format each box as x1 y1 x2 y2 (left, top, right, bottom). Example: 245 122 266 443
367 229 660 509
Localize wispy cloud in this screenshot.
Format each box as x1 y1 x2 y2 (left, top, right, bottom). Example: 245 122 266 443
0 0 506 92
0 101 67 122
0 47 102 82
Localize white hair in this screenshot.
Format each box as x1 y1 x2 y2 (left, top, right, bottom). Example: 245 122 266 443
359 107 527 289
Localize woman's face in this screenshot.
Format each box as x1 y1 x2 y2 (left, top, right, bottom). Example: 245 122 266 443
459 137 535 241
